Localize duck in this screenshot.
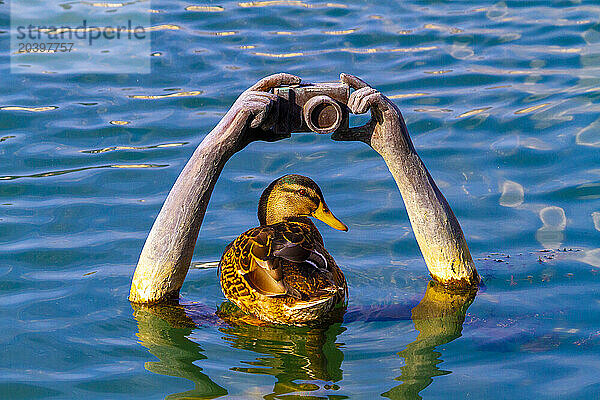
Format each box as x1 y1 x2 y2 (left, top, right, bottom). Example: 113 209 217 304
218 174 348 325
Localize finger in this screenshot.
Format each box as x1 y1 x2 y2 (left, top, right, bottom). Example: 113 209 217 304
241 99 270 117
356 92 382 114
250 100 274 129
244 91 279 101
331 120 374 143
340 73 370 90
260 103 277 130
243 98 271 110
348 87 377 113
249 73 301 92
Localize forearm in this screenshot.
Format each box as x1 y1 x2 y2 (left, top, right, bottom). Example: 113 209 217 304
336 73 477 288
375 124 478 287
129 111 247 304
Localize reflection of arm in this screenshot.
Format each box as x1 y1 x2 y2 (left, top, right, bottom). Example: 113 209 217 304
383 281 476 399
132 304 228 398
334 74 478 288
129 74 300 304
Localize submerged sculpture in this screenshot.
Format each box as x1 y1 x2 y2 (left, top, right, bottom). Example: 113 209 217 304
129 73 479 323
132 278 476 398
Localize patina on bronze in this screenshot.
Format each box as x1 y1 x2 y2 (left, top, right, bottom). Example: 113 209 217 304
129 72 479 308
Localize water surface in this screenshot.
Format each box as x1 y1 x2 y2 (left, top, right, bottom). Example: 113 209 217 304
2 0 600 398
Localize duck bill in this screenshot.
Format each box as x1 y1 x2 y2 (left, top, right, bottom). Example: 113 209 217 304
312 202 348 231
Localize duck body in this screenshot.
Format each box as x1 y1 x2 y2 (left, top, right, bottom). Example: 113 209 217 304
218 175 348 325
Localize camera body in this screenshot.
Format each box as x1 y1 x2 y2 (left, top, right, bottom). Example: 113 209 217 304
272 82 350 135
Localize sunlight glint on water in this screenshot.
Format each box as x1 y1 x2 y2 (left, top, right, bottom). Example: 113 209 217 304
1 1 600 399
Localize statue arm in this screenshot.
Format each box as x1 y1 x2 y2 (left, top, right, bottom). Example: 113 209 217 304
130 73 301 304
333 74 479 288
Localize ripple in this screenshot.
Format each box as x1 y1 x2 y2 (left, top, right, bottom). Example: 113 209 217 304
592 212 600 232
238 1 347 8
0 288 71 307
0 106 58 112
486 85 512 90
414 107 453 113
0 164 167 180
252 51 305 58
322 28 359 35
344 46 437 54
424 70 453 75
457 107 492 118
128 90 202 100
197 31 238 36
515 103 551 115
190 261 220 269
87 2 125 7
423 23 464 34
470 66 569 76
576 117 600 147
252 46 438 58
185 5 224 12
499 180 525 208
388 93 430 99
81 142 187 154
145 24 182 31
536 206 567 249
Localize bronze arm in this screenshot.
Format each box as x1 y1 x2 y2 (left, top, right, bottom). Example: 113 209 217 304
333 73 479 288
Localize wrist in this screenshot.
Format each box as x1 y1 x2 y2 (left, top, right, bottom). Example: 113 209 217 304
207 107 251 153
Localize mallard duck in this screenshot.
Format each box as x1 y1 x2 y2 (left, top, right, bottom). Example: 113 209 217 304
218 174 348 325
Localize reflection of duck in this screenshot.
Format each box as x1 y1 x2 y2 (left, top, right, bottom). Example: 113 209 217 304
219 301 346 390
219 174 348 325
132 301 345 399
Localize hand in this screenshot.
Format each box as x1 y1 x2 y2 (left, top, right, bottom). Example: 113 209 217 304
226 73 301 147
332 73 414 155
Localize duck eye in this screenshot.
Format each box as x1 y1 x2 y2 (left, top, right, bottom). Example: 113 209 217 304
298 189 307 196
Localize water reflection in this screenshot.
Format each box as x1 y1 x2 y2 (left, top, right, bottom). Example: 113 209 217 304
536 206 567 249
132 303 228 399
133 281 476 399
382 281 476 399
219 303 346 397
133 301 345 398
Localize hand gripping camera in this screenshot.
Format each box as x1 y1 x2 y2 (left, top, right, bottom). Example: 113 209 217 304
272 82 350 135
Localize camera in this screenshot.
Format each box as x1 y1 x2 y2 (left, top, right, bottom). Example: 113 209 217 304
272 82 350 135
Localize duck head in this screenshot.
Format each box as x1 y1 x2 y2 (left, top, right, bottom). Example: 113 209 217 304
257 174 348 231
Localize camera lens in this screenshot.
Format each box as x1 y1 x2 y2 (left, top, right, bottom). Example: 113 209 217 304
303 95 343 134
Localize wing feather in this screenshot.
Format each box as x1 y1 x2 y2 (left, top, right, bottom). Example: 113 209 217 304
225 222 337 299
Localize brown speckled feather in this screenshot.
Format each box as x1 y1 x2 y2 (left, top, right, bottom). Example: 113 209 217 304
219 219 347 325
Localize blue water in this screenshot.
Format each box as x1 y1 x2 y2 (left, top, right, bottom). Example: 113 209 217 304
2 0 600 398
